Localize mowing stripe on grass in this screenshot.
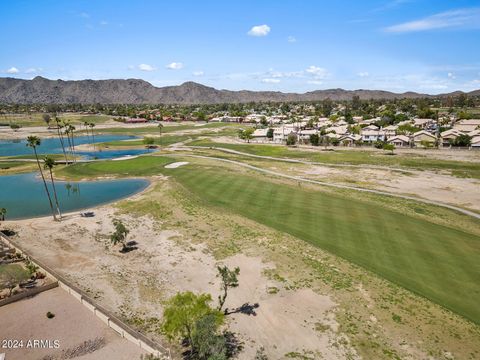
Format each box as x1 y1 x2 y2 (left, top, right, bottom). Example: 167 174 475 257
164 163 480 324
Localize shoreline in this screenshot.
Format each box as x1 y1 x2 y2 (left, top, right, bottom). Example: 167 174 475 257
1 175 154 222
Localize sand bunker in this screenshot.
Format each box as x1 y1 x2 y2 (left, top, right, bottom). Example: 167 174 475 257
165 161 189 168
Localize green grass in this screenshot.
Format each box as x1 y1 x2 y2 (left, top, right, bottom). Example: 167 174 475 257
190 139 480 179
102 134 196 147
2 154 72 161
59 155 480 324
0 161 37 174
0 113 112 127
56 155 174 179
92 122 241 135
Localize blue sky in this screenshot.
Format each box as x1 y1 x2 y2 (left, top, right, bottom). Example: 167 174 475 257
1 0 480 93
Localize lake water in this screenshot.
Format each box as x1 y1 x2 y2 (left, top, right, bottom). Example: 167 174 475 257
0 135 150 159
0 172 149 220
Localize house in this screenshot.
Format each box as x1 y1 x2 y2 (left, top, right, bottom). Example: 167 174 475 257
363 124 379 131
297 129 318 143
273 125 296 143
383 125 398 138
387 135 410 147
325 125 348 136
251 128 270 142
440 129 463 147
471 136 480 148
361 128 386 143
339 134 362 146
412 130 436 147
453 119 480 133
413 118 435 129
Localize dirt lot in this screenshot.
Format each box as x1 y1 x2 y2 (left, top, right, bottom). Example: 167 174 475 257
300 164 480 211
5 202 354 359
4 175 480 360
0 286 146 360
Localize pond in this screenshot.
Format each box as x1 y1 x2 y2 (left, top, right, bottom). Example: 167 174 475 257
0 135 151 159
0 172 149 220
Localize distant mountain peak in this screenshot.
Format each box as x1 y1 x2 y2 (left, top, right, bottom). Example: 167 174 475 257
0 77 477 104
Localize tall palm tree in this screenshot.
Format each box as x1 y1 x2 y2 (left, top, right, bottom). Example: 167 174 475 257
89 122 96 151
158 123 163 146
84 120 90 141
44 156 62 218
65 123 77 162
55 116 69 164
26 136 57 221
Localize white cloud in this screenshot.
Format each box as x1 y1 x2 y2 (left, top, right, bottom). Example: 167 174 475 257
307 80 323 85
447 72 456 79
192 71 204 76
138 63 156 72
166 62 184 70
79 12 90 18
358 72 370 77
305 65 328 79
261 78 280 83
248 24 271 37
100 20 108 25
6 67 19 74
287 36 296 43
385 8 480 33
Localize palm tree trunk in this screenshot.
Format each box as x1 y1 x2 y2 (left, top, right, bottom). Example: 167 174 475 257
66 131 73 159
70 131 77 162
57 127 69 164
33 148 57 221
48 168 62 218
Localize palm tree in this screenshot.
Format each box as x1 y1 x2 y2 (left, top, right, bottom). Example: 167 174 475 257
26 136 57 221
44 156 62 218
0 207 6 222
89 122 96 151
158 123 163 146
55 117 69 164
84 121 90 140
65 123 77 162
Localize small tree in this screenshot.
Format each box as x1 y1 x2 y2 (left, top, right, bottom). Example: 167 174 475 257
0 207 6 222
110 219 129 252
217 265 240 312
42 114 51 127
266 128 274 141
383 143 395 155
286 133 297 146
143 137 155 146
192 313 228 360
452 134 471 147
238 128 254 143
10 124 21 132
161 291 223 351
309 133 320 146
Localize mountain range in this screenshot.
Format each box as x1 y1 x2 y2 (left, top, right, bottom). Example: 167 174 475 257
0 76 478 104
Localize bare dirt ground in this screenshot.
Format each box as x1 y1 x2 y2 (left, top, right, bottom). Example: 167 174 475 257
0 286 146 360
299 164 480 211
4 176 480 360
5 204 354 359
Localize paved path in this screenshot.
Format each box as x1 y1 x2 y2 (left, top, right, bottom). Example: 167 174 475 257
169 153 480 220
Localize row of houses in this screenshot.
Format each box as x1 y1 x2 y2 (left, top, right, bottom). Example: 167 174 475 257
251 119 480 148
